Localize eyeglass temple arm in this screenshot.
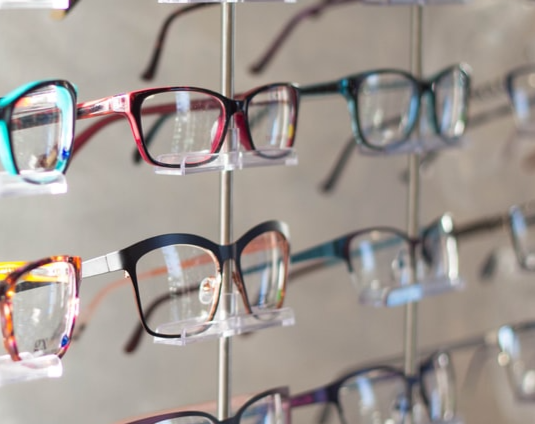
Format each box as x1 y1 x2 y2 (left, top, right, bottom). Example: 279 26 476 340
249 0 358 75
141 4 215 81
82 252 124 279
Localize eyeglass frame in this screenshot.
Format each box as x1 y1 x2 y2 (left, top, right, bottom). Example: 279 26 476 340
73 83 300 169
81 220 290 340
0 79 77 179
290 350 456 424
0 255 82 361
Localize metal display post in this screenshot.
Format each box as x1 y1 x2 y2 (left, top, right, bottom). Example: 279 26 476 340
403 5 423 423
218 2 235 419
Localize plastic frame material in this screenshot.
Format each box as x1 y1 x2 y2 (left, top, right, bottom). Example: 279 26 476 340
0 256 81 385
0 79 77 194
298 64 471 154
0 256 82 361
290 351 457 424
73 83 300 174
290 213 462 307
82 220 293 343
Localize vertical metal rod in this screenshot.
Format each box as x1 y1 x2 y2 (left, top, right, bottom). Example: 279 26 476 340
218 1 235 420
404 5 423 422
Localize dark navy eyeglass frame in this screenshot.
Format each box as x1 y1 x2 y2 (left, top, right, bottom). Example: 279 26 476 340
290 351 453 424
297 64 471 152
81 220 290 340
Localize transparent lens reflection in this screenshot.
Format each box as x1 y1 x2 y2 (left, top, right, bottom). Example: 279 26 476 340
510 69 535 132
241 393 288 424
135 245 220 335
338 369 408 424
357 73 417 148
434 68 468 139
247 86 295 155
10 84 74 181
241 231 287 313
11 261 77 357
140 91 225 166
348 231 410 293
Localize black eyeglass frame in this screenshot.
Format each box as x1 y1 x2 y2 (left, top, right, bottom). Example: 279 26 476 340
82 220 290 339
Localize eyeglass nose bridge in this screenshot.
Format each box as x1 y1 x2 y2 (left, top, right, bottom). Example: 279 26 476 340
215 253 254 319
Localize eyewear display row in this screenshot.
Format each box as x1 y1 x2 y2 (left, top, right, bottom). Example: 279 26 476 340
4 62 535 187
2 200 534 363
101 312 535 424
0 63 473 184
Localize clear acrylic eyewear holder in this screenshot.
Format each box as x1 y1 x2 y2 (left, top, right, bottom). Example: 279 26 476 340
357 134 470 157
0 353 62 386
359 275 465 307
153 293 295 345
0 172 67 198
154 148 298 176
0 0 69 8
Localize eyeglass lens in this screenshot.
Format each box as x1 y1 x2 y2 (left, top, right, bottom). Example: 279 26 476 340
509 68 535 132
420 353 456 422
347 227 452 295
337 369 409 424
355 67 468 149
1 261 77 358
138 86 295 167
134 231 287 336
9 83 74 182
509 206 535 270
498 326 535 400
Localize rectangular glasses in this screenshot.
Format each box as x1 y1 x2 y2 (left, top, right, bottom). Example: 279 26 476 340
73 83 299 172
290 214 461 306
0 256 81 361
291 351 457 424
298 64 471 154
82 220 291 341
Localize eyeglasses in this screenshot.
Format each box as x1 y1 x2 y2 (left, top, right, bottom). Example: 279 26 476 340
323 63 535 192
291 213 460 306
299 65 471 154
70 214 458 353
292 351 457 424
73 83 299 171
82 220 290 340
451 201 535 280
0 256 81 361
119 387 290 424
0 80 77 184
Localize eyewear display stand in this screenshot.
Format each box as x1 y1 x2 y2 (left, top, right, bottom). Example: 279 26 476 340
154 294 295 345
146 1 296 420
0 0 68 7
0 173 67 198
153 147 297 176
0 353 62 387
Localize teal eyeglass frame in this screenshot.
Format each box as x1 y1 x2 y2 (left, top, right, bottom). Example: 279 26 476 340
0 79 77 181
